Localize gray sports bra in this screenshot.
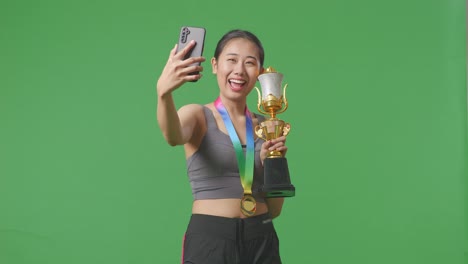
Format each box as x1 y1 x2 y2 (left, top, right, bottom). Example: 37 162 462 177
186 106 266 203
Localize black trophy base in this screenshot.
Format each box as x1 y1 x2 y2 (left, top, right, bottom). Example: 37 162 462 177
257 157 295 198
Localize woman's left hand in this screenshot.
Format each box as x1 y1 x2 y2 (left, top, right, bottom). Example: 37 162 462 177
260 135 288 165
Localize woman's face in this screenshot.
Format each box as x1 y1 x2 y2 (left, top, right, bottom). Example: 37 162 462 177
211 38 262 100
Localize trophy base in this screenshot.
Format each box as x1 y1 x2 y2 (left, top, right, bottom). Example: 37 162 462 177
257 157 295 198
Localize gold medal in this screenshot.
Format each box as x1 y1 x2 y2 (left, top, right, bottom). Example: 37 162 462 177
240 194 257 217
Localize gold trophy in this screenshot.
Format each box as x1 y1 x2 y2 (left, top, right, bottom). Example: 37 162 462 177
254 67 295 198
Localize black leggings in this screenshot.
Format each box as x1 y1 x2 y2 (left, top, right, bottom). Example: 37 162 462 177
181 213 282 264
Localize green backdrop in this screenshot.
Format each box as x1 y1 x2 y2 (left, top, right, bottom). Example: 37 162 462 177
1 0 467 263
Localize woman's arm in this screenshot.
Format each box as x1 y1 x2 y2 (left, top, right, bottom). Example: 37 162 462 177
266 198 285 219
260 135 288 218
156 41 205 146
157 97 202 146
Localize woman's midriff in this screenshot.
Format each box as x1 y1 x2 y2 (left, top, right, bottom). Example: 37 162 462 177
192 199 269 219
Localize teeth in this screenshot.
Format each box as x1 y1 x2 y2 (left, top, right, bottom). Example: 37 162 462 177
230 79 245 84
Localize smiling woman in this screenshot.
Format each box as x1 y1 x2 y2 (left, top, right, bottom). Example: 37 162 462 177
212 38 261 96
156 29 287 264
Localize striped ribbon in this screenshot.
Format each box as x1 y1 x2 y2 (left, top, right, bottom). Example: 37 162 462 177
214 97 254 194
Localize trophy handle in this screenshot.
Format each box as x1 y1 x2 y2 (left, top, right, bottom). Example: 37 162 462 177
276 84 288 114
255 125 267 141
255 87 269 115
283 123 291 136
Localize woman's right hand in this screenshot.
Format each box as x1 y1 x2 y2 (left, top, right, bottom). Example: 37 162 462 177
156 40 206 97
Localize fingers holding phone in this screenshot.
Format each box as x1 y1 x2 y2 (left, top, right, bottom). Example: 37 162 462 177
175 26 206 82
157 27 206 95
174 40 205 78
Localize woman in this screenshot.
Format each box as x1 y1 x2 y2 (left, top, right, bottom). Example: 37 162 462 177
156 29 287 264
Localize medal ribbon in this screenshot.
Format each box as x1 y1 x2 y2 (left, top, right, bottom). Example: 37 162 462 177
214 97 255 195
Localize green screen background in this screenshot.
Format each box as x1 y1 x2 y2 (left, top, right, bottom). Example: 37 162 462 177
1 0 467 263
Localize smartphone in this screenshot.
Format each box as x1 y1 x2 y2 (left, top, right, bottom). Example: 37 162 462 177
176 26 206 80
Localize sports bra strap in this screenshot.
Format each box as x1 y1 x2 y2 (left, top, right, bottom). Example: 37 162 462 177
202 106 218 129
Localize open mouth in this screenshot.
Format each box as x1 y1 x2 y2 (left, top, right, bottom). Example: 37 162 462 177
229 79 246 91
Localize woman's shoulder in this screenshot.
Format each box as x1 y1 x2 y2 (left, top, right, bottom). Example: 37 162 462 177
178 103 214 122
179 103 204 111
179 103 214 112
178 104 204 116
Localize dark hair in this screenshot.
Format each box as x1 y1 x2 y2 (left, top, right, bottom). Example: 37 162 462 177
213 29 265 67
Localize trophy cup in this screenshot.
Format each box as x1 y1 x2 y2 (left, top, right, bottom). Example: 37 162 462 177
255 67 295 198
